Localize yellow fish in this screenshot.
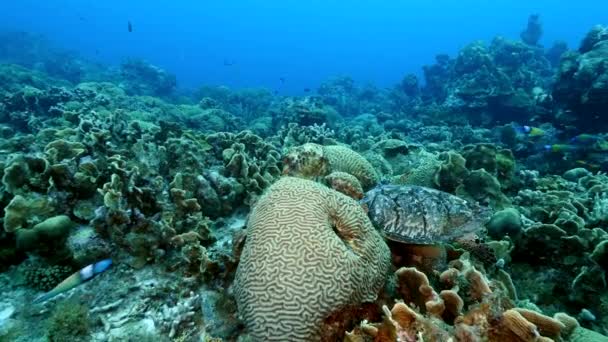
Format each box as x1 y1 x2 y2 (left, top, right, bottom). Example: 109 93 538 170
544 144 580 153
527 126 545 137
517 125 545 137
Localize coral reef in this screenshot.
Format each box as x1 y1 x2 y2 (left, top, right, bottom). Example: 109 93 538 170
553 25 608 132
433 145 513 209
422 36 553 126
119 59 177 97
347 254 576 342
0 19 608 341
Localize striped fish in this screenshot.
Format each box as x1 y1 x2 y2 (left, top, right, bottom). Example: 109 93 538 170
33 259 112 303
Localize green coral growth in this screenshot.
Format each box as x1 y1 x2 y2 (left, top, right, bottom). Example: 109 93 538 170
46 300 91 342
22 262 73 291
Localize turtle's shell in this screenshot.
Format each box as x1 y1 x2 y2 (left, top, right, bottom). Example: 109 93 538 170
362 184 491 244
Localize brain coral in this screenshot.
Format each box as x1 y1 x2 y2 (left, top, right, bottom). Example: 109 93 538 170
234 177 390 341
323 145 379 189
283 143 379 190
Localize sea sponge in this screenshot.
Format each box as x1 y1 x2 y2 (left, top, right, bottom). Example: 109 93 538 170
234 177 390 341
283 143 379 190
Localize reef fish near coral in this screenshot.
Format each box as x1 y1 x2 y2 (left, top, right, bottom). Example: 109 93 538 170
515 124 546 137
362 184 491 244
33 259 112 303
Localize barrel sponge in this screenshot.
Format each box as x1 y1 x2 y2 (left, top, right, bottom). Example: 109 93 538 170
234 177 391 341
323 145 379 190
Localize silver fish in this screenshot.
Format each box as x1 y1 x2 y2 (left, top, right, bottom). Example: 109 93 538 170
362 184 491 244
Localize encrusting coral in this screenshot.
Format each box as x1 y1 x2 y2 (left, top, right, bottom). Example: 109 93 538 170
234 177 391 341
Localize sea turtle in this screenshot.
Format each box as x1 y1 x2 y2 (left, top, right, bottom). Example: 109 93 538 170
361 183 493 271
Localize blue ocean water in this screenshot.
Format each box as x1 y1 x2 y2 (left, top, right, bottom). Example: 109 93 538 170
1 0 605 93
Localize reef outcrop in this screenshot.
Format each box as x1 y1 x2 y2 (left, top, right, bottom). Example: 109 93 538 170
234 177 390 341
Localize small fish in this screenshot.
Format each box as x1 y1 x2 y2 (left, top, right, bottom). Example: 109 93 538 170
223 59 235 66
515 125 545 137
575 160 601 170
128 21 133 32
33 259 112 304
544 144 580 153
303 88 311 93
570 133 602 145
279 77 286 83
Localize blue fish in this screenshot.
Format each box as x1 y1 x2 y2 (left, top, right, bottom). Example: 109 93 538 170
543 144 580 153
514 124 545 137
570 133 602 145
33 259 112 304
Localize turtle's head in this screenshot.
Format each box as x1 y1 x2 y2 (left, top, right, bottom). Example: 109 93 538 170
360 182 384 207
